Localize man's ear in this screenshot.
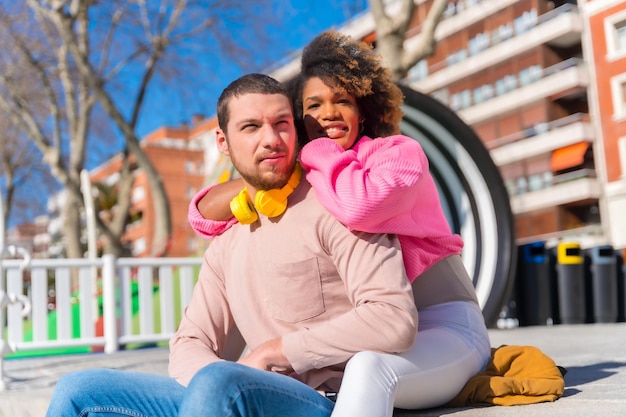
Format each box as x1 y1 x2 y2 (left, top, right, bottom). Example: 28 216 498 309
216 128 230 155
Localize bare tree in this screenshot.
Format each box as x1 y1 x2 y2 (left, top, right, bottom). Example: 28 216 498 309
369 0 448 82
0 0 275 258
0 118 54 234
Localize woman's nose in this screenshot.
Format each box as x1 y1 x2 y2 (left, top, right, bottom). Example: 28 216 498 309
322 104 339 119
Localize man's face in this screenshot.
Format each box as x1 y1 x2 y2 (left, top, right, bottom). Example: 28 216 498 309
216 93 298 193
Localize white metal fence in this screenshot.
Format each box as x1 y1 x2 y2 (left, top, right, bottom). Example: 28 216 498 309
0 254 202 389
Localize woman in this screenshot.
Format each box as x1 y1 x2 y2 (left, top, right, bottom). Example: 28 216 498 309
188 30 491 417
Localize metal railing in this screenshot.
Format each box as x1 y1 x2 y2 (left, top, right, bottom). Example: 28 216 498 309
0 254 202 390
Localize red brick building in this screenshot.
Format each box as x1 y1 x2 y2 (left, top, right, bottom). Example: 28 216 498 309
90 115 220 257
579 0 626 254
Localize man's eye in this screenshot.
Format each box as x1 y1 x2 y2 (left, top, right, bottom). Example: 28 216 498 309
306 103 320 111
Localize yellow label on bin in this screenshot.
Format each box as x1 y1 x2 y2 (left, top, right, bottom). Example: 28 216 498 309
557 242 583 264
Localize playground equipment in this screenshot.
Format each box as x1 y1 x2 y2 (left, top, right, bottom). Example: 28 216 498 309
399 86 516 327
0 193 32 390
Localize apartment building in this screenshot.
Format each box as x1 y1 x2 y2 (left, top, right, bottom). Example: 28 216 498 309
382 0 625 253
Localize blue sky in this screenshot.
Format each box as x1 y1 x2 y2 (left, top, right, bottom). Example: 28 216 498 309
4 1 370 227
134 0 370 138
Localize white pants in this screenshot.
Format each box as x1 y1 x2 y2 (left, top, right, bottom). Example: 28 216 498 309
330 301 491 417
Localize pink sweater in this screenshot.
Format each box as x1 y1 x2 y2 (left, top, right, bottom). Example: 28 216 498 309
188 135 463 281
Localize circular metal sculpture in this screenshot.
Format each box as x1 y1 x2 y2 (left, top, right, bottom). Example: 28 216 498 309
399 85 516 327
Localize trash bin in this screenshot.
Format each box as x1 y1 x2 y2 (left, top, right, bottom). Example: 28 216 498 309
556 242 586 324
618 250 625 323
516 242 551 326
548 247 561 324
589 245 618 323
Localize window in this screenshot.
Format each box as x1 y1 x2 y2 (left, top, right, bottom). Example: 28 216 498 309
527 174 544 192
431 88 449 105
132 237 146 256
186 185 196 199
188 237 199 253
543 171 553 187
605 10 626 60
407 60 428 82
473 84 494 104
455 0 465 13
469 32 490 56
504 178 516 196
518 65 542 87
519 68 532 87
450 92 462 111
515 177 528 195
443 3 456 19
460 89 471 109
132 186 146 203
617 21 626 50
529 65 543 83
610 73 626 120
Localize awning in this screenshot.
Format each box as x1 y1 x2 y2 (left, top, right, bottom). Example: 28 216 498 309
362 31 377 44
551 142 589 172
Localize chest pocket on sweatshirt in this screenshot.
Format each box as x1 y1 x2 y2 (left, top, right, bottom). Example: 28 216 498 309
265 257 325 323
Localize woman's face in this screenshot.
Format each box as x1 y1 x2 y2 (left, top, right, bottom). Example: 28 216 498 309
301 76 361 150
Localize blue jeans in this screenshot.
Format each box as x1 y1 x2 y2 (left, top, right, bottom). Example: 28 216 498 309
46 362 335 417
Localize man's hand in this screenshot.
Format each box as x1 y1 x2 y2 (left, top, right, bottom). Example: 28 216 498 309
237 337 293 374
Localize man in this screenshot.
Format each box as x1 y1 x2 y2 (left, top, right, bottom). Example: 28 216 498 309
46 73 417 417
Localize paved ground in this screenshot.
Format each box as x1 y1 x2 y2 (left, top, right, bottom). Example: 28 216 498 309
1 322 625 417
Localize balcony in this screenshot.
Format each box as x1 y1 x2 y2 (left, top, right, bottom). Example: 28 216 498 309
516 224 606 248
510 170 599 214
457 59 588 125
408 4 582 93
489 114 593 166
412 0 520 44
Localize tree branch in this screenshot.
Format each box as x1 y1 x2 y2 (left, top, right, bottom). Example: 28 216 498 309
401 0 448 71
368 0 446 82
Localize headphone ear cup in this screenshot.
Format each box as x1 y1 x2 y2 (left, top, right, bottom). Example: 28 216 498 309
230 188 258 224
254 189 288 218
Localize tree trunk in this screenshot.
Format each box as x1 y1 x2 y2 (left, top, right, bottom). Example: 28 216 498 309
62 191 83 260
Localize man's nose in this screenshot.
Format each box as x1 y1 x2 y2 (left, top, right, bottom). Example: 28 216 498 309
260 125 282 147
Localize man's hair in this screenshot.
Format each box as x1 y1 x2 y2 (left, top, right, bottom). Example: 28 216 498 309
288 30 404 146
217 73 290 133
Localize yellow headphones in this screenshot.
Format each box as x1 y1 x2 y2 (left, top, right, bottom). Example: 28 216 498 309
230 164 303 224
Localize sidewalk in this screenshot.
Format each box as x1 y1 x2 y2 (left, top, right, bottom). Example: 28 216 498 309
1 323 625 417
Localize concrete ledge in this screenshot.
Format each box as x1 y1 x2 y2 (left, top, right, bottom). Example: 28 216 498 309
2 323 625 417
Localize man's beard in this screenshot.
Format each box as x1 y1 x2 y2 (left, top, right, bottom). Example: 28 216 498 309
231 156 296 191
242 168 292 191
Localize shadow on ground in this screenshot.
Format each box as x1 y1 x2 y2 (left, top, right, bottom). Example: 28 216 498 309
563 361 626 387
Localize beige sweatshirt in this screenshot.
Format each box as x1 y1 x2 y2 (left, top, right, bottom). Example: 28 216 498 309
169 180 418 392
